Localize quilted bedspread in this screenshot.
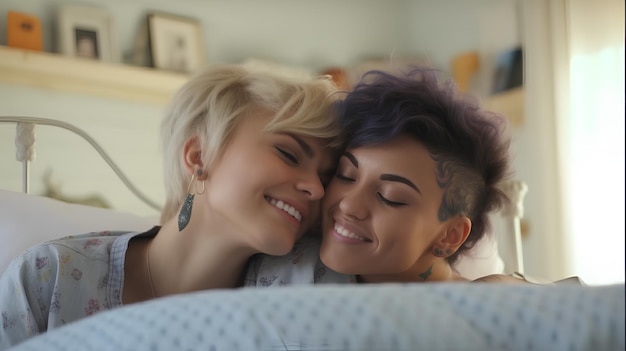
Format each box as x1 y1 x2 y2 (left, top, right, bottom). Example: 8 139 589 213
7 283 625 351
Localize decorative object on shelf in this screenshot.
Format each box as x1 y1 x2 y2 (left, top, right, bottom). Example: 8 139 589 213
320 67 351 91
7 11 43 51
129 17 152 68
492 46 523 94
451 51 480 93
147 12 205 74
56 4 117 62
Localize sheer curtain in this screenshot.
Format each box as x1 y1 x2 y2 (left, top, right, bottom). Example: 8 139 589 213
524 0 625 284
564 0 625 284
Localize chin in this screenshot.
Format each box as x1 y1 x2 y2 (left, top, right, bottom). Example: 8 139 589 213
264 236 297 256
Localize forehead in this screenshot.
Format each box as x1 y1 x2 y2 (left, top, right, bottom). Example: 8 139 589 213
299 135 338 170
348 135 440 192
349 135 434 169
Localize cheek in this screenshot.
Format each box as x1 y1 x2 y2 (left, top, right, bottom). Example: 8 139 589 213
297 200 322 236
375 216 424 260
322 181 342 210
308 201 321 223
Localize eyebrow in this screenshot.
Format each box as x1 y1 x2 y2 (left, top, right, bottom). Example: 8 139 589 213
380 174 422 194
343 152 358 167
286 133 314 158
343 152 421 195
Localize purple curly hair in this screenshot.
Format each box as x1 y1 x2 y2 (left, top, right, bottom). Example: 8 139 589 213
336 67 512 264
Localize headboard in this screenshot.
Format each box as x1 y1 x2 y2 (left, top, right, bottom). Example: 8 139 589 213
0 116 161 211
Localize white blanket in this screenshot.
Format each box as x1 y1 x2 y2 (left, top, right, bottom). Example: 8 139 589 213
8 283 625 351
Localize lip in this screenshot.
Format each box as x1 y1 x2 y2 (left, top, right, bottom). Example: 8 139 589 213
329 218 373 243
264 195 308 224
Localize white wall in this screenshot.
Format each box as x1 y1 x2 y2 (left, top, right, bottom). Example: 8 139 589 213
0 83 165 216
1 0 572 282
404 0 521 95
1 0 409 71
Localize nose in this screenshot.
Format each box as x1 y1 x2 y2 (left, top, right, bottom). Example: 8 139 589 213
337 184 369 220
296 173 325 200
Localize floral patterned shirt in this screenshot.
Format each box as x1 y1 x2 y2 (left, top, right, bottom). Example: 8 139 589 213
0 227 158 349
1 229 351 348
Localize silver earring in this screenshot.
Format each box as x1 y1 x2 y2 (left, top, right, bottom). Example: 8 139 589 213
433 248 444 257
178 170 203 232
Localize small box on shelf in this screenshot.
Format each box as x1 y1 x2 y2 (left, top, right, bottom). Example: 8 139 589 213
7 11 43 52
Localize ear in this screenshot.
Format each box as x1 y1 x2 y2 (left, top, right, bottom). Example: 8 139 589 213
438 216 471 252
182 137 206 180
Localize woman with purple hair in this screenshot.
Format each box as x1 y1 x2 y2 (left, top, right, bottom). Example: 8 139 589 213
318 67 523 283
247 67 530 284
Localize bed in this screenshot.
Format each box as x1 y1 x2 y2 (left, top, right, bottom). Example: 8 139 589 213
1 116 624 351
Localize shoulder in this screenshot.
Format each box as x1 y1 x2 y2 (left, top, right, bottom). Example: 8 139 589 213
30 231 132 258
472 274 534 284
474 272 585 285
0 231 137 348
2 230 136 286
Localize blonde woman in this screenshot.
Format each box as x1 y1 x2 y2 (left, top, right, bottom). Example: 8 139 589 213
0 64 344 348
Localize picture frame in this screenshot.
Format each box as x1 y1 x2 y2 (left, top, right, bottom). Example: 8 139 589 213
147 12 205 73
492 47 523 94
57 4 117 62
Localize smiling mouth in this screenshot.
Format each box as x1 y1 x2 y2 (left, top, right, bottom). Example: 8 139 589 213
265 196 303 222
334 223 368 241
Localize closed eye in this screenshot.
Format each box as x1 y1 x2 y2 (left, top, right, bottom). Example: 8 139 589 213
276 147 298 165
335 172 355 182
377 193 406 207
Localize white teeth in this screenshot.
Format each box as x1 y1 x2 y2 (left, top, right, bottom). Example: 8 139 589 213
268 197 302 222
334 224 367 241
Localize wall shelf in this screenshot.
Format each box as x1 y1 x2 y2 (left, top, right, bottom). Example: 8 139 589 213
0 46 189 105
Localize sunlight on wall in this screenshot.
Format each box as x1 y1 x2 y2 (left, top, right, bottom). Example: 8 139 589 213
568 46 625 285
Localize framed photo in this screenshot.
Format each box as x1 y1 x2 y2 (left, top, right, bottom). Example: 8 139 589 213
147 12 205 73
492 47 523 94
57 4 117 62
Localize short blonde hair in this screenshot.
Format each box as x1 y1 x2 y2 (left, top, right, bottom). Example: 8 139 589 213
160 64 341 221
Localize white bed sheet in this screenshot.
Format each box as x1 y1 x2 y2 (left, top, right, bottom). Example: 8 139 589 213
8 283 625 351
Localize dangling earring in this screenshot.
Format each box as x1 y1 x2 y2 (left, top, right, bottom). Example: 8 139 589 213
178 169 205 232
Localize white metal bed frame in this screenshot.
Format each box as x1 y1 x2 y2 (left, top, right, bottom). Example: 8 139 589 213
0 115 527 274
0 116 162 211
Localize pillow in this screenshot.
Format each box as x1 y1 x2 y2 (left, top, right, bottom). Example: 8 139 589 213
454 231 504 280
0 190 157 274
10 283 626 351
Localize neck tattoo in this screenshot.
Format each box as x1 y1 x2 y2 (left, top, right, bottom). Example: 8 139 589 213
418 264 433 281
146 242 157 298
